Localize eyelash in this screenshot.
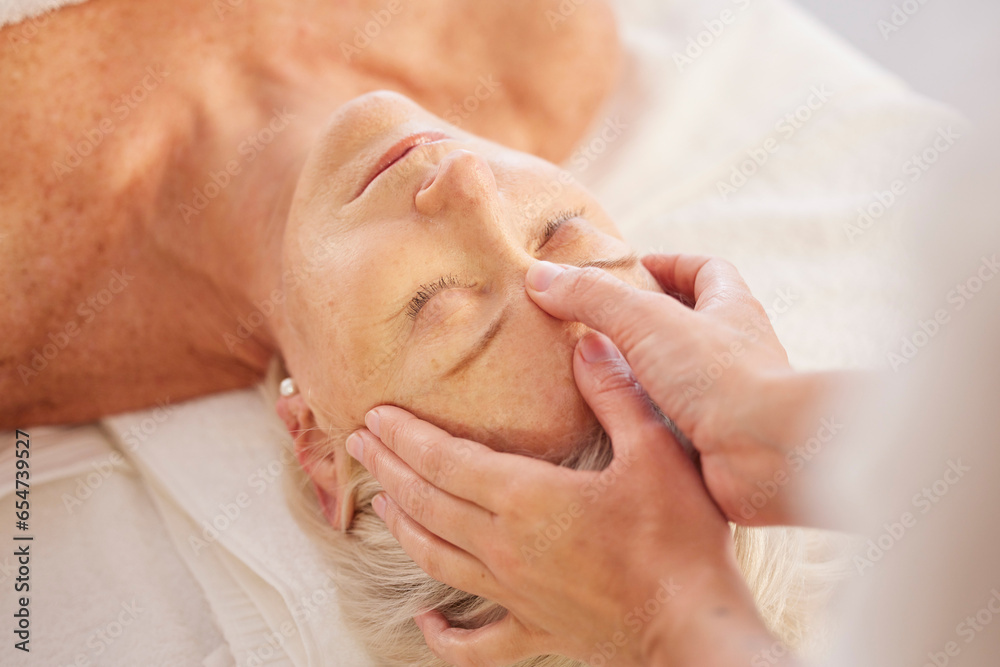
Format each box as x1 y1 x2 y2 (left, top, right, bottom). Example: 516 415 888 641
538 207 585 251
406 207 585 320
406 275 465 320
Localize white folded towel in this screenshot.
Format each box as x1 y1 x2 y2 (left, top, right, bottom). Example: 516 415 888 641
101 389 371 667
0 0 88 30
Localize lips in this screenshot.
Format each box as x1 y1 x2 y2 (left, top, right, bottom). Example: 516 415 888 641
359 130 451 196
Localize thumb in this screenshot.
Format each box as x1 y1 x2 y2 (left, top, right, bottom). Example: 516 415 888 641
525 261 690 360
571 331 675 464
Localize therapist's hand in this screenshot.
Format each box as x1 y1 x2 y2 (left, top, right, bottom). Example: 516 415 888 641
525 254 846 527
347 335 783 667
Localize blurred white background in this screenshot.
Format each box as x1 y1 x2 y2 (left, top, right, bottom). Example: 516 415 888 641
793 0 999 123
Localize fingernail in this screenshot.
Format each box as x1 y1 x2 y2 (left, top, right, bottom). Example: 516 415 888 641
365 409 381 438
526 261 565 291
346 432 364 460
372 493 387 519
580 332 619 363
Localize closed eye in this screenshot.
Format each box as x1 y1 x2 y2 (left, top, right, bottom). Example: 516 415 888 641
406 275 469 320
405 207 586 320
536 207 585 252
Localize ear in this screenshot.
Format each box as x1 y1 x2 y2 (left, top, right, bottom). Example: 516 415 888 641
276 393 355 529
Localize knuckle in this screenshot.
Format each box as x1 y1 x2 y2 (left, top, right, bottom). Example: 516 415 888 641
495 474 533 516
416 538 445 583
382 415 416 450
381 497 402 536
415 438 447 484
493 541 528 581
706 256 737 274
566 267 629 322
364 444 387 481
400 476 434 523
592 356 643 396
612 304 662 357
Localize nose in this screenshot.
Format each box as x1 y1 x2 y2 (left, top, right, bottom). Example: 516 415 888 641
414 147 548 293
415 149 502 220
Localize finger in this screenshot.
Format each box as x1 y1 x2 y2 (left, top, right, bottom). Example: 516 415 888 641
641 254 755 315
524 260 691 360
572 332 683 464
376 492 502 602
415 609 550 667
364 405 558 513
349 429 490 556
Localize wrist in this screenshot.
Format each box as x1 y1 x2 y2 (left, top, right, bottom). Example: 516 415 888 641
754 371 844 446
737 369 858 526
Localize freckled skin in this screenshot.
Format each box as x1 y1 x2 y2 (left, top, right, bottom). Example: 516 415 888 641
0 0 621 427
276 93 665 458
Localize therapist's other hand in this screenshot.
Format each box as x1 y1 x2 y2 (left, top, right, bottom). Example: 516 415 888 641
347 334 775 667
525 254 839 527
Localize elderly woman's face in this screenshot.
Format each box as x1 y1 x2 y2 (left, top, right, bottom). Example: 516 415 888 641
281 92 659 459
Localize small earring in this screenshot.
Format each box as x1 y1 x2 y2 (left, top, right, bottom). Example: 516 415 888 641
280 377 298 397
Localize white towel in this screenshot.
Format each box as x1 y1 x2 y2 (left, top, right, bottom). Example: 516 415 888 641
0 426 229 666
100 389 370 667
0 0 87 30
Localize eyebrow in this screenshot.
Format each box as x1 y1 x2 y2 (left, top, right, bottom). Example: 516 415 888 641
437 251 641 379
577 252 640 272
